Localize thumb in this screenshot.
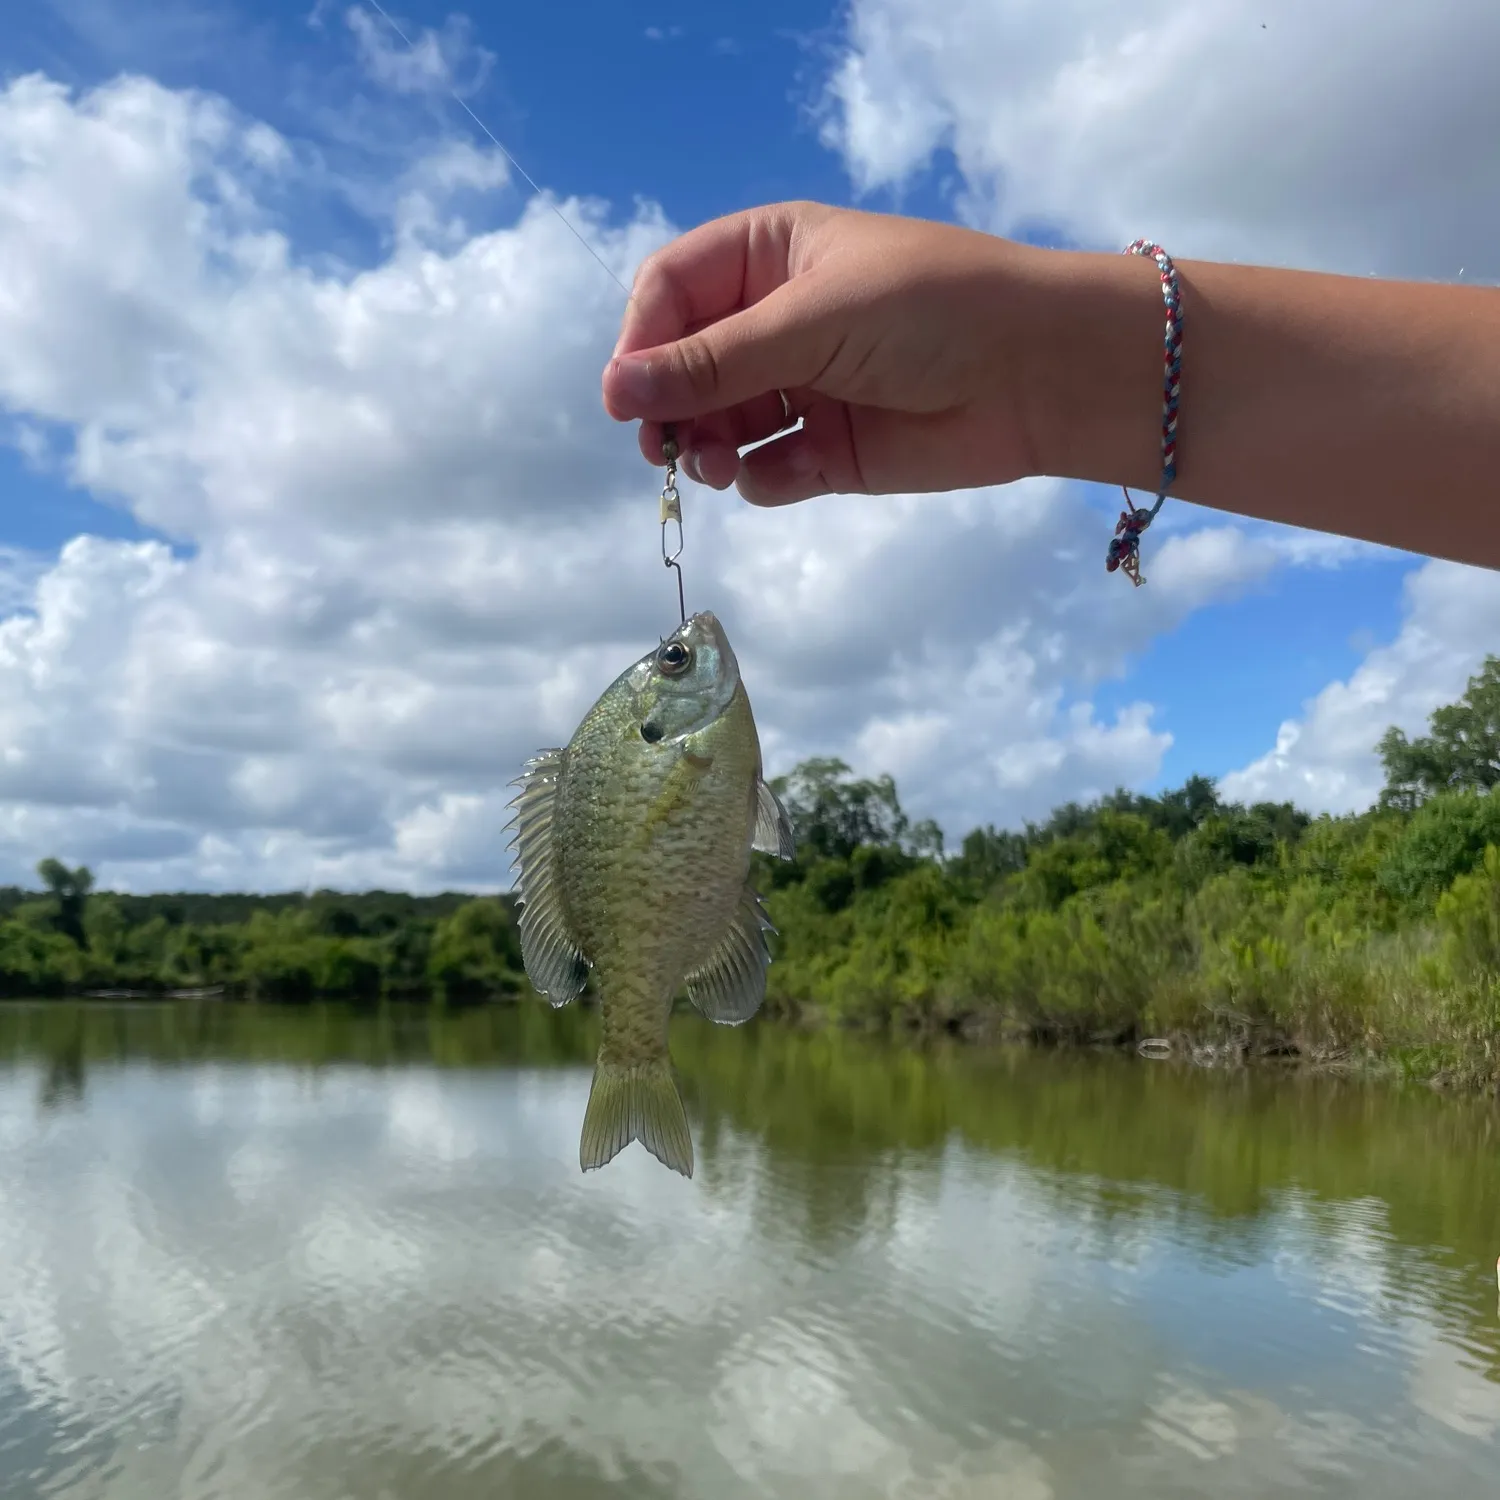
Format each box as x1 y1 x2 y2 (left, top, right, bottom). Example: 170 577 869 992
602 279 839 422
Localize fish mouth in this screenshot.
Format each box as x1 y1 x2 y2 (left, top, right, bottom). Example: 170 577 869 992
682 612 738 675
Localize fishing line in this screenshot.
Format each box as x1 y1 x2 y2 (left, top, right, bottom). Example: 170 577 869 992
362 0 632 300
360 0 694 617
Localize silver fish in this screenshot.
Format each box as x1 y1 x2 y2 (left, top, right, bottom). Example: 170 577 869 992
506 611 795 1177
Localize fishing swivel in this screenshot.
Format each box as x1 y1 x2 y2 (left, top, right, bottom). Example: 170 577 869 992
660 424 686 625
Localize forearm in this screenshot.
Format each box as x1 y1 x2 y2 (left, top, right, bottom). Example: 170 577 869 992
1026 249 1500 568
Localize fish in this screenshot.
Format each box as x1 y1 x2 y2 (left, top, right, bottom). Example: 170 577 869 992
506 611 795 1178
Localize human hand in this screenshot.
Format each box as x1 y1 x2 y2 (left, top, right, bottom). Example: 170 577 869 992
600 202 1063 505
607 200 1500 573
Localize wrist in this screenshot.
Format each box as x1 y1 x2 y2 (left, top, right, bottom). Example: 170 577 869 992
1012 245 1176 493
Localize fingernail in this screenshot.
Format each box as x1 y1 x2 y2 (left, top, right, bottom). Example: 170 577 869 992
682 449 704 484
610 354 659 408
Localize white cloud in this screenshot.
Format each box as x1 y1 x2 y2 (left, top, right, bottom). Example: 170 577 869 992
715 483 1302 836
344 4 495 99
1221 561 1500 811
823 0 1500 279
0 71 674 888
0 60 1353 892
393 791 517 881
822 0 1500 815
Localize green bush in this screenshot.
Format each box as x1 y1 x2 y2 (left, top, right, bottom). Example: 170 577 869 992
1379 791 1500 908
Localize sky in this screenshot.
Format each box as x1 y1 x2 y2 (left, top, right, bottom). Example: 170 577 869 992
1 0 1499 893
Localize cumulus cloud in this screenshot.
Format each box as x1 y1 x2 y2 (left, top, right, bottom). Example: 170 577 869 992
823 0 1500 279
6 0 1490 892
1220 561 1500 811
12 6 1429 894
821 0 1500 815
715 483 1299 839
0 61 1307 892
0 70 673 889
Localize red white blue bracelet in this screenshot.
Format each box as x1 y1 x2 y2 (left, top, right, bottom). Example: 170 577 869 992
1107 239 1183 587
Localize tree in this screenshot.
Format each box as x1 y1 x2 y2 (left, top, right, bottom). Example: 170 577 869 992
1017 810 1172 909
770 758 910 862
1376 790 1500 907
1379 655 1500 809
950 826 1028 890
1152 775 1224 838
36 858 94 948
1026 776 1222 848
428 898 524 1002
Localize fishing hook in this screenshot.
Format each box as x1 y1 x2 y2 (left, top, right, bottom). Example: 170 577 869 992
659 426 686 626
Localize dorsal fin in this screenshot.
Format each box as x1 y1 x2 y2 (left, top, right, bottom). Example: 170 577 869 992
504 750 588 1006
684 881 775 1025
752 778 796 860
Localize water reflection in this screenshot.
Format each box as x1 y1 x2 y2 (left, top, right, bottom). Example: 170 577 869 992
0 1000 1496 1499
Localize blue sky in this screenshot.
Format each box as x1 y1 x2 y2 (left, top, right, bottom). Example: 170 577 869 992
3 2 864 547
0 0 1492 889
1098 551 1410 793
6 0 1418 782
15 1 862 256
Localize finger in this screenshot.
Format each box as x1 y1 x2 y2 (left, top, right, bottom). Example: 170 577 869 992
736 430 831 506
691 388 802 489
681 442 739 490
638 389 797 461
604 277 841 424
695 388 800 460
613 205 803 361
634 390 801 488
736 401 864 507
632 420 741 488
636 419 674 467
634 421 739 486
635 418 718 471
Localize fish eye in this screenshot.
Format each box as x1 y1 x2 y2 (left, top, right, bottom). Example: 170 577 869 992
657 640 692 676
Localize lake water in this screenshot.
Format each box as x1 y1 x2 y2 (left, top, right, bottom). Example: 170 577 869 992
0 1001 1497 1499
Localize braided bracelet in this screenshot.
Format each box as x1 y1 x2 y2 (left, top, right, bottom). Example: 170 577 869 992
1106 239 1183 587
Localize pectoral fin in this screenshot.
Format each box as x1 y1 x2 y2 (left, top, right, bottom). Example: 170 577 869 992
752 779 796 860
685 882 775 1025
505 750 588 1006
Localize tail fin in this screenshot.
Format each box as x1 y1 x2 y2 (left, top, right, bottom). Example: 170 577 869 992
579 1054 694 1178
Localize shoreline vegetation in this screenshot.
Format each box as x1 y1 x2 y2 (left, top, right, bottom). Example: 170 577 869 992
5 663 1500 1094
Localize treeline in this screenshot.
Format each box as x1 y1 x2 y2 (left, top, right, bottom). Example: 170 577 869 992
755 659 1500 1088
0 871 523 1005
6 659 1500 1086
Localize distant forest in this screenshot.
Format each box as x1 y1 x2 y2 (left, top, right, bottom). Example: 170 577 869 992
6 658 1500 1090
